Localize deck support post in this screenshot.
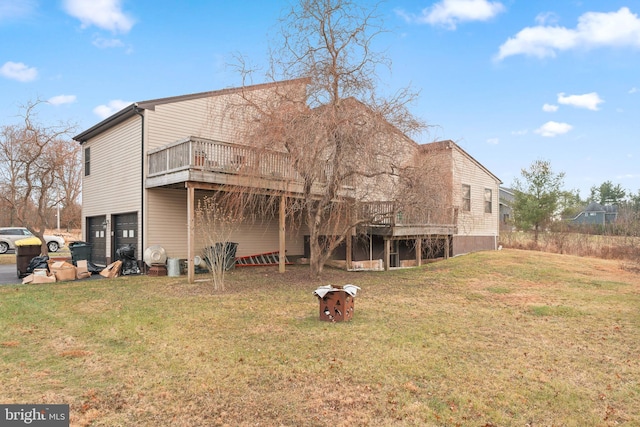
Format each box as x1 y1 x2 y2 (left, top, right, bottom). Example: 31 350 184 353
187 183 195 283
279 194 286 273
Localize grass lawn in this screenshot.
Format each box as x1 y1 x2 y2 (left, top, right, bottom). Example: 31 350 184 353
1 249 639 426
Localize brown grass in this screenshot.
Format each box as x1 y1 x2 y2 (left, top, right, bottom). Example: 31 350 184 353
1 249 639 426
501 231 640 265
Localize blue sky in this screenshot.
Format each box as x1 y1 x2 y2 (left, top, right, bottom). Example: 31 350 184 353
1 0 639 197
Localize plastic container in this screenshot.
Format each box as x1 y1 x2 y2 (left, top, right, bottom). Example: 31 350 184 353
69 241 93 265
15 243 42 278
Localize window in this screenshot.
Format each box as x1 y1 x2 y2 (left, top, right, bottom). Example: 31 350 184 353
462 184 471 211
84 147 90 176
484 188 492 213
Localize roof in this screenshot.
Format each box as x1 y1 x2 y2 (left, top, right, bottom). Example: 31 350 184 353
584 201 605 212
419 140 502 184
73 78 310 143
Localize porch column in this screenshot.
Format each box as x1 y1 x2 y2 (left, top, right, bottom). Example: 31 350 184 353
279 194 286 273
187 183 195 283
444 235 450 260
384 238 390 271
416 237 422 267
346 232 352 270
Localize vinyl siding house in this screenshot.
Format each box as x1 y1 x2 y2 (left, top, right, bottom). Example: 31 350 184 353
499 187 515 231
571 201 618 225
73 79 501 280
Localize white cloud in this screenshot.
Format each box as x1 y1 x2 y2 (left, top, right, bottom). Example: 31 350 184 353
0 61 38 82
63 0 135 33
535 12 559 26
48 95 77 106
93 99 131 119
398 0 505 29
557 92 604 110
496 7 640 60
511 129 528 135
0 0 36 21
486 138 499 145
542 103 558 112
92 37 124 49
630 87 638 94
535 121 573 137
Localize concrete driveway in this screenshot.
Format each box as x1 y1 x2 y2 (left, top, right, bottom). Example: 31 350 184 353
0 263 22 285
0 263 106 285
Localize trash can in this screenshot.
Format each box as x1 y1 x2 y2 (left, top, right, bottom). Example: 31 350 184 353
15 238 42 278
203 242 238 271
167 258 180 277
313 285 361 322
69 241 93 265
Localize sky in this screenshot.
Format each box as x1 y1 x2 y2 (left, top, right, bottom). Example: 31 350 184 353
1 0 639 198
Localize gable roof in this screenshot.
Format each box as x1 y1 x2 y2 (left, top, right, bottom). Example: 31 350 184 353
73 78 310 143
419 140 502 184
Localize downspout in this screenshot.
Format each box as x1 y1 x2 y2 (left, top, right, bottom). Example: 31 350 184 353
133 104 145 268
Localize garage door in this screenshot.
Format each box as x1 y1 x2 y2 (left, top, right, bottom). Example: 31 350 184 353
113 213 138 260
87 216 107 265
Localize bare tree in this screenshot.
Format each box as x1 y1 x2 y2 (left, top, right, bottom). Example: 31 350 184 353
53 138 82 230
234 0 426 275
195 195 242 291
0 100 77 254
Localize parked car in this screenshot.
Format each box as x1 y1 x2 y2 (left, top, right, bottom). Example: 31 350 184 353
0 227 65 254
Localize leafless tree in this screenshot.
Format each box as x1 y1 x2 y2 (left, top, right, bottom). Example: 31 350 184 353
0 100 77 254
232 0 427 275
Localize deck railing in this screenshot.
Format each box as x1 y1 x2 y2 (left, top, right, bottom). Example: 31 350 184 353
359 201 455 228
148 136 357 187
148 137 304 180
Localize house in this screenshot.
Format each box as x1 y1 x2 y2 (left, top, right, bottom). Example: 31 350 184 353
571 201 618 226
73 79 501 280
499 187 515 231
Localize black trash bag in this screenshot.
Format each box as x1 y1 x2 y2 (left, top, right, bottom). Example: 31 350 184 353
116 244 140 275
86 261 104 274
26 255 49 275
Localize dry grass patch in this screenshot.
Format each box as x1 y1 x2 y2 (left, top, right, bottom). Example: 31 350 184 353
1 249 639 426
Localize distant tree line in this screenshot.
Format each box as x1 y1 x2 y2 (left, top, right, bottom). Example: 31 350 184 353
508 160 640 241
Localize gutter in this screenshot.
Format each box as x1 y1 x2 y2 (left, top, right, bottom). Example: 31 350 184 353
133 104 145 267
73 103 138 143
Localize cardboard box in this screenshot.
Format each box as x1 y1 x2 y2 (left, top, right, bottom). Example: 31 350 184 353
49 261 77 282
100 260 122 278
22 273 57 284
76 260 91 279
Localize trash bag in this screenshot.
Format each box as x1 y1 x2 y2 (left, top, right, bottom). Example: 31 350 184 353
116 244 140 275
203 242 238 271
26 255 49 275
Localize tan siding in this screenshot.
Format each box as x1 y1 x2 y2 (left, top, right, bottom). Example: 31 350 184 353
145 188 305 260
145 91 276 151
82 116 142 254
146 188 188 259
452 148 500 237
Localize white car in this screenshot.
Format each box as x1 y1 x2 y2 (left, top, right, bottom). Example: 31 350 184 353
0 227 66 254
